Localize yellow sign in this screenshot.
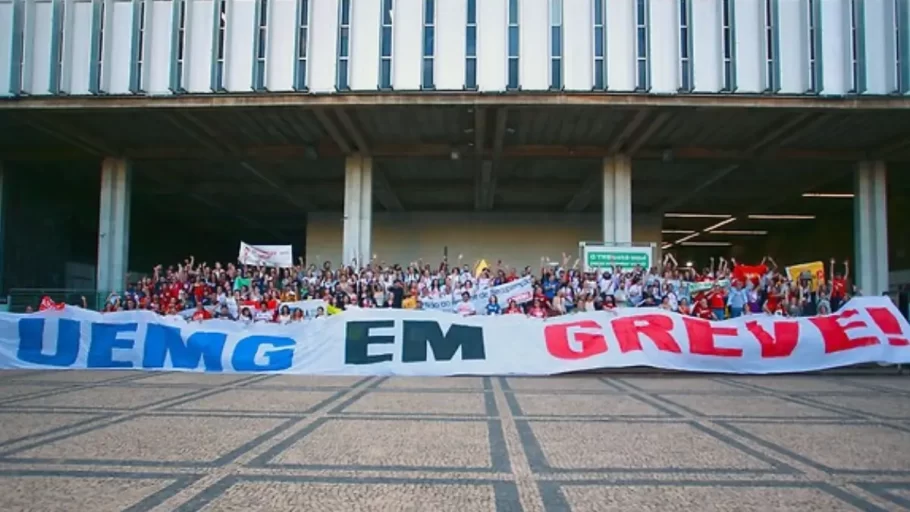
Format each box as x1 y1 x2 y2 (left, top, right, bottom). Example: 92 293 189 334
786 261 826 288
474 259 490 278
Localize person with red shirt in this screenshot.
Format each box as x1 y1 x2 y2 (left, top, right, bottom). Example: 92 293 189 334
830 258 849 311
504 299 523 314
527 299 547 318
191 302 212 322
693 297 716 320
707 284 727 320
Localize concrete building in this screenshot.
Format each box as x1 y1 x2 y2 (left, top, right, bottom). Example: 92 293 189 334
0 0 908 301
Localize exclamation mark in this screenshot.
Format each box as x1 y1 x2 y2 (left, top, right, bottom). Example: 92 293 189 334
867 307 910 346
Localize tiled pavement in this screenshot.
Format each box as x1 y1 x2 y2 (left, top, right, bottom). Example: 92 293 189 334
0 371 908 511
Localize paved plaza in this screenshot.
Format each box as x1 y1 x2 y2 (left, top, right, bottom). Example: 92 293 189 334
0 371 908 511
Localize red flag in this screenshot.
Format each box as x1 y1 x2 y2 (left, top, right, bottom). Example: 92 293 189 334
38 296 65 311
733 264 768 286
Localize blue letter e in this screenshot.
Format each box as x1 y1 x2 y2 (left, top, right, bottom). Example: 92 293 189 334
17 318 80 367
231 336 295 372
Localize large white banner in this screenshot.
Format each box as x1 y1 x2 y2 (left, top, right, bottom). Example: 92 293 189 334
238 242 293 268
1 297 908 375
419 276 534 313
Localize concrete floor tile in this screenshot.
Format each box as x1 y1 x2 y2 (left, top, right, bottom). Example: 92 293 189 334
9 386 192 410
269 419 493 469
511 393 668 417
341 392 489 416
170 389 338 413
8 415 287 464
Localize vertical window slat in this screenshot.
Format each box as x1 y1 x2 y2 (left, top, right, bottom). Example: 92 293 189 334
211 0 227 91
593 0 606 91
678 0 692 92
9 0 25 96
635 0 650 91
253 0 268 91
131 0 146 93
293 0 310 91
549 0 562 89
422 0 435 89
721 0 736 92
507 0 519 90
465 0 477 89
379 0 393 89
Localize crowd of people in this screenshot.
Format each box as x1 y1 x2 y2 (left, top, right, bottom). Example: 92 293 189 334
29 252 859 322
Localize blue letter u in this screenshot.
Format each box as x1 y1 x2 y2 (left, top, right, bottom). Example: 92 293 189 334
17 318 80 367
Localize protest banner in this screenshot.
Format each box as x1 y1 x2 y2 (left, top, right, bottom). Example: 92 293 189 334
2 297 908 376
786 261 826 288
419 276 534 313
238 242 293 268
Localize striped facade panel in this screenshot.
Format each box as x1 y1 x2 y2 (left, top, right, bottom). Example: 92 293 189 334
435 0 466 90
692 0 721 92
350 0 379 91
3 0 907 97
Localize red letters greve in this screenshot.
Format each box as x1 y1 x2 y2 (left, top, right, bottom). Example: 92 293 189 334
544 304 909 362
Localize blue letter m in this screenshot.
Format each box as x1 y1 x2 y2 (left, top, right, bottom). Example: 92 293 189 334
143 324 226 372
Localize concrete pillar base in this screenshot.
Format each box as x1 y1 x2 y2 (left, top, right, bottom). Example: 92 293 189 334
602 154 632 244
854 160 888 295
96 157 132 293
343 155 373 267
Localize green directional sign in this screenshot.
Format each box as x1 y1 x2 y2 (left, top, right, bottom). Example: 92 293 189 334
582 246 652 272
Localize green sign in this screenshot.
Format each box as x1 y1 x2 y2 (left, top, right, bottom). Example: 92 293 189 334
586 250 650 270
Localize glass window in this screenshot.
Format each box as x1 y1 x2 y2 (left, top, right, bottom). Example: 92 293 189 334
338 63 348 89
551 61 561 88
637 28 647 58
424 27 434 56
340 0 350 25
594 27 603 57
551 0 562 24
467 0 476 24
594 0 603 24
551 27 561 56
425 0 434 24
381 27 393 56
594 62 604 89
380 59 392 88
298 28 308 58
509 0 518 23
508 26 519 55
339 28 349 57
637 61 647 88
508 58 519 89
466 58 477 88
383 0 393 25
637 0 646 22
679 29 688 59
422 58 433 88
467 27 476 56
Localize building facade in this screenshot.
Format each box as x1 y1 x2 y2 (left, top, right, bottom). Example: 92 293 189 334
1 0 909 98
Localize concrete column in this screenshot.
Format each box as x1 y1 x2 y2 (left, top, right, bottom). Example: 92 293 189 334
96 157 132 293
342 154 373 266
854 160 889 295
359 156 373 264
602 154 632 244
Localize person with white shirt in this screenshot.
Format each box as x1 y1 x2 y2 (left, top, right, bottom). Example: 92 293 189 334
454 292 476 316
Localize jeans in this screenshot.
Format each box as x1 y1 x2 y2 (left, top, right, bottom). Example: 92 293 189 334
712 308 725 320
729 307 743 318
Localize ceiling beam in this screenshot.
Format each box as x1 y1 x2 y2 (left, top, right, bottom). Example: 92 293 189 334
8 143 877 162
625 111 673 154
26 115 117 156
474 107 486 157
7 92 910 110
745 112 815 156
174 111 318 211
335 108 370 155
653 163 741 213
144 163 289 239
607 109 650 153
477 108 508 210
313 109 353 154
238 161 317 211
